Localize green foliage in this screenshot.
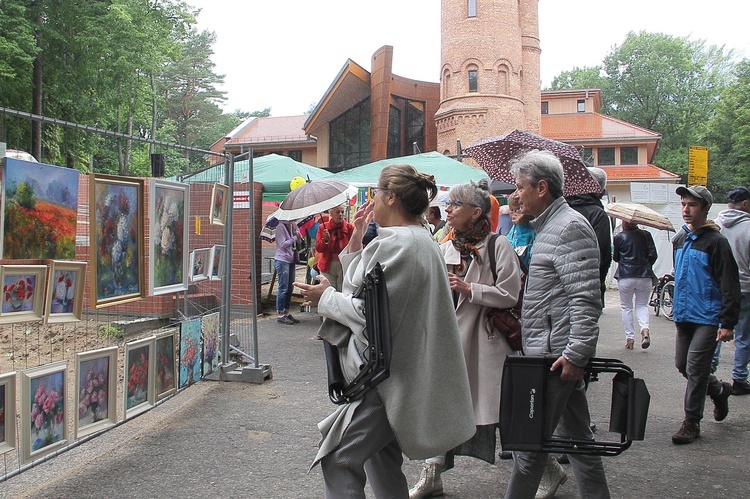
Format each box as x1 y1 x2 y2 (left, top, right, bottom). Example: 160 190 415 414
548 66 608 96
16 182 36 209
98 324 124 341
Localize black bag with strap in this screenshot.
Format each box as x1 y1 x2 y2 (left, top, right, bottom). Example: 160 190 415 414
486 233 526 351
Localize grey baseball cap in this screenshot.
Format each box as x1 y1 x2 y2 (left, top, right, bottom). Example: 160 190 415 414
676 185 713 208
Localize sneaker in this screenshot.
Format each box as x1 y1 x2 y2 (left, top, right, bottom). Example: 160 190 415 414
711 381 732 421
277 316 295 325
286 314 300 324
672 420 700 444
732 379 750 396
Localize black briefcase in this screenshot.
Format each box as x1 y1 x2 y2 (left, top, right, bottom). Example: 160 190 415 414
500 355 650 456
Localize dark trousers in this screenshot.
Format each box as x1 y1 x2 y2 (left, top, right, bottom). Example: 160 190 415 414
675 322 723 423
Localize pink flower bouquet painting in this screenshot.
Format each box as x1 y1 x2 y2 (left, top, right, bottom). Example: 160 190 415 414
75 347 116 438
124 337 155 419
155 329 178 400
20 361 67 464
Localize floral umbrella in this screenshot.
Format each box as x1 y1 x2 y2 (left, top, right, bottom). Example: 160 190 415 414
464 130 602 197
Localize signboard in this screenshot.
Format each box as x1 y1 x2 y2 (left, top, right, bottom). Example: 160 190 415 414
630 183 681 204
688 146 708 187
233 190 250 209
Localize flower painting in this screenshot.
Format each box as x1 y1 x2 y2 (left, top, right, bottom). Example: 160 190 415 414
20 362 68 464
180 319 202 388
210 183 229 226
90 174 144 308
189 248 210 282
155 329 178 400
75 347 116 438
124 337 154 419
1 158 79 259
208 245 225 281
201 312 220 376
0 265 47 324
149 180 189 296
46 261 86 323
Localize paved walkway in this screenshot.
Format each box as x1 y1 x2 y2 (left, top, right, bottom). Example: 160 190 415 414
3 291 750 498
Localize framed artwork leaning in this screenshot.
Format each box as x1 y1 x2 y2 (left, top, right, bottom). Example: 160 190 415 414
0 371 16 454
201 312 220 376
149 179 190 296
89 174 145 308
45 260 86 324
208 244 225 281
20 361 68 465
154 329 178 401
210 183 229 226
124 336 155 420
189 248 210 283
0 264 48 324
74 347 117 438
179 319 202 388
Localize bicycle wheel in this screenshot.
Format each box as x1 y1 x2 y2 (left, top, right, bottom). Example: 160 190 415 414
651 287 661 317
661 281 674 320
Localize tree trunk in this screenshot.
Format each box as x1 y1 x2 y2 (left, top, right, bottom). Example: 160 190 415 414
31 9 44 161
150 74 157 155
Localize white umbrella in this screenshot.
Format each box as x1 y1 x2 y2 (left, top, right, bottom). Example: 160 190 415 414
274 179 353 221
605 202 675 232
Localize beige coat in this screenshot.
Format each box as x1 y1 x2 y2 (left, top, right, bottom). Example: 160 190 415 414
441 234 521 426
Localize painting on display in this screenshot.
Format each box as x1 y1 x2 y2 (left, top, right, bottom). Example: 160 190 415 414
0 265 48 324
189 248 210 282
45 260 86 324
208 245 225 281
155 329 178 400
1 158 79 259
210 183 229 226
179 319 202 388
74 347 117 438
90 174 145 308
201 312 220 376
0 372 16 454
149 180 189 296
20 361 67 465
124 336 155 419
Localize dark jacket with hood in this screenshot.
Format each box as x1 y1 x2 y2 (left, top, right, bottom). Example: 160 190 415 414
566 194 612 302
672 221 740 328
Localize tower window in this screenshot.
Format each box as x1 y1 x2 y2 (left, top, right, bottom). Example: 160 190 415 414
468 70 478 92
468 0 476 17
577 99 586 113
541 101 549 115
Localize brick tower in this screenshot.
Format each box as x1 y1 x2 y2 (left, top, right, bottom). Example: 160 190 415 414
436 0 541 156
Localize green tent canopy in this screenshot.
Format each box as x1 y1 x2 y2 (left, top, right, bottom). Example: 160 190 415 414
332 151 489 186
177 154 333 202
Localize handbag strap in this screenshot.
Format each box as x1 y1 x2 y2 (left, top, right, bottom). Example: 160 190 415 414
488 233 527 283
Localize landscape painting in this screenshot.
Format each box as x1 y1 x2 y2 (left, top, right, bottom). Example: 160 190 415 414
90 174 145 308
1 158 80 259
149 180 189 296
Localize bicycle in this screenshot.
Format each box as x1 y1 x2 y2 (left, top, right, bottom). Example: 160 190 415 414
649 273 675 320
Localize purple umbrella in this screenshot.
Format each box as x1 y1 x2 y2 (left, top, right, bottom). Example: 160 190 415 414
465 130 602 197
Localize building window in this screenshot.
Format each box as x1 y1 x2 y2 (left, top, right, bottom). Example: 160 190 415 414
621 146 638 165
288 150 302 162
387 97 425 158
597 147 615 166
388 105 402 159
405 100 425 155
580 147 594 164
577 99 586 113
469 70 478 92
468 0 476 17
329 98 371 172
541 101 549 115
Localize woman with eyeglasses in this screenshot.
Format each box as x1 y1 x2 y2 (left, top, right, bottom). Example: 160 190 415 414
409 179 522 498
296 164 475 498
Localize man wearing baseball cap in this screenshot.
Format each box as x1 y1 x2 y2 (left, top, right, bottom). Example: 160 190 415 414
671 185 740 445
712 187 750 394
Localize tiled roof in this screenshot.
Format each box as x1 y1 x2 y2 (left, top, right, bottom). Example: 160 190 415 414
542 113 661 141
226 115 313 146
601 164 680 181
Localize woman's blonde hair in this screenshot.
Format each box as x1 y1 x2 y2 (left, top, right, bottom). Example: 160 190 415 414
379 164 438 219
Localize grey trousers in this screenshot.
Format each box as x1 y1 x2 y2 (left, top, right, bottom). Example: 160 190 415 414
505 374 610 499
675 322 723 423
321 389 408 499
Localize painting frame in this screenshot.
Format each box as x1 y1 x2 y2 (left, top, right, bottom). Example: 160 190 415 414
149 179 190 296
208 244 225 281
74 346 117 438
210 183 229 226
179 319 202 388
201 312 220 377
1 157 80 260
189 248 211 282
89 173 145 308
0 264 48 324
0 371 16 454
154 328 179 401
20 360 68 465
124 336 155 420
45 260 86 324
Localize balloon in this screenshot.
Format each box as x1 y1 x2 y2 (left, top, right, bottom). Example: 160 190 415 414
290 176 306 191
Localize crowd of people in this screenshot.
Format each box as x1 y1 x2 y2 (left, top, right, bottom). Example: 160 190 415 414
268 149 746 498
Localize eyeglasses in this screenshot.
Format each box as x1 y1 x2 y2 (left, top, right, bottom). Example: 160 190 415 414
371 187 388 195
445 200 479 209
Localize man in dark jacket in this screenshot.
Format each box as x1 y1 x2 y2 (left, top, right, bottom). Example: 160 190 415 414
671 185 741 445
566 166 612 307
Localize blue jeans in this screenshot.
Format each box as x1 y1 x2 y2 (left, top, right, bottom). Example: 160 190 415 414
274 260 295 315
711 293 750 381
675 322 723 423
